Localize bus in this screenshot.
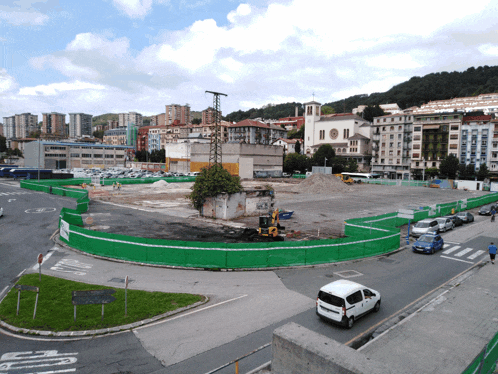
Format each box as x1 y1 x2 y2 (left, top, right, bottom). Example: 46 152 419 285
341 172 381 182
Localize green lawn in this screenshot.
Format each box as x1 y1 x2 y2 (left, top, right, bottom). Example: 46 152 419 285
0 274 204 332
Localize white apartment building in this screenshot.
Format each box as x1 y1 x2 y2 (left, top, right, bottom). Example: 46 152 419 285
118 112 143 128
459 115 494 172
69 113 93 138
371 114 413 179
413 93 498 116
3 116 15 140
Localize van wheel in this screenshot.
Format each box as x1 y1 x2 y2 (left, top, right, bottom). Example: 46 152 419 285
346 316 354 329
374 301 381 313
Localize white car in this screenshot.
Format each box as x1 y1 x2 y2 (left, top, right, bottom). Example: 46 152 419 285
316 280 381 329
436 217 454 232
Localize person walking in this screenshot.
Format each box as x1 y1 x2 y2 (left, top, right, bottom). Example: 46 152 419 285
491 207 496 222
489 242 497 264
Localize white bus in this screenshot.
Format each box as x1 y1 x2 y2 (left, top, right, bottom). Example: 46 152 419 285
341 172 381 181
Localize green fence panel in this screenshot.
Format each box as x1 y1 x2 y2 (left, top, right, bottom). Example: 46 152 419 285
226 248 270 268
482 331 498 374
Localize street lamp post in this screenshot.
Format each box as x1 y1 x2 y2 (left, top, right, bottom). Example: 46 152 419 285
37 138 41 181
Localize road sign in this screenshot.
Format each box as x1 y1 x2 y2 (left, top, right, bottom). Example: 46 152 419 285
71 289 116 306
398 209 414 220
14 285 39 319
14 285 39 292
37 253 43 264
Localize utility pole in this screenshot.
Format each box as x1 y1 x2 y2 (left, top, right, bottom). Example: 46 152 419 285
205 90 227 166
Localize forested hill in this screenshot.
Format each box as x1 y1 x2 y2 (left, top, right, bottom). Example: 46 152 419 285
224 65 498 122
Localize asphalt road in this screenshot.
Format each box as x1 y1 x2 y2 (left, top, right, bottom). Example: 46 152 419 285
0 179 492 374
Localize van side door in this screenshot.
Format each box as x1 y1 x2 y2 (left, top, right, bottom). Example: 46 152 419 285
346 290 364 317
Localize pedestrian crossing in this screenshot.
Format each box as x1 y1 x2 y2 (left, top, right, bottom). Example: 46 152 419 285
441 243 486 263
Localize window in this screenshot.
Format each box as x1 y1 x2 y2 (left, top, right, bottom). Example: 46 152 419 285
398 126 402 130
390 134 394 139
414 126 421 131
70 153 79 157
390 126 394 131
346 291 363 305
397 142 401 148
307 106 312 115
451 125 459 130
105 154 114 158
343 129 350 138
319 130 325 140
398 134 402 139
397 150 401 156
389 142 394 148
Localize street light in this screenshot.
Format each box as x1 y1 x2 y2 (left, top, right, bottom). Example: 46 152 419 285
37 137 41 181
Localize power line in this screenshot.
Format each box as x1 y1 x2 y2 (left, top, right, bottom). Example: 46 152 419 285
205 90 227 166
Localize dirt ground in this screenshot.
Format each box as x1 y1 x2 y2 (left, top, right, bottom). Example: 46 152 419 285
84 175 487 243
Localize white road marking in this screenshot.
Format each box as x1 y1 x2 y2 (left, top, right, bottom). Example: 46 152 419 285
50 259 93 275
455 248 474 257
467 250 485 260
440 255 474 264
443 241 460 245
442 246 461 254
0 350 78 372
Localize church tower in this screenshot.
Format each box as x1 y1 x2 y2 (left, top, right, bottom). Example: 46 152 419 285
303 101 321 155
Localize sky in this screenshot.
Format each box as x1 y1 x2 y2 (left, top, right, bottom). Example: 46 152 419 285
1 0 498 121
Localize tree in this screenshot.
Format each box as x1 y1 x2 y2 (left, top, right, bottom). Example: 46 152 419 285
283 153 311 174
361 105 385 122
412 168 422 180
93 130 104 139
439 154 459 179
477 164 490 181
188 164 243 211
458 164 467 179
331 157 348 173
425 168 439 179
192 118 202 125
321 106 335 115
0 135 6 152
345 159 358 172
294 140 301 154
288 125 304 140
311 144 335 167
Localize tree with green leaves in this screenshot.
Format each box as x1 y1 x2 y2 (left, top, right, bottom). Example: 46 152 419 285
188 164 243 212
0 135 6 152
361 105 385 122
311 144 335 167
288 125 304 140
477 164 490 181
294 140 301 154
283 152 311 174
192 118 202 125
321 105 335 115
345 159 358 172
425 168 439 179
439 154 459 179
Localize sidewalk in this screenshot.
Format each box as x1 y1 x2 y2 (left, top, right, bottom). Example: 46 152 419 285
359 259 498 374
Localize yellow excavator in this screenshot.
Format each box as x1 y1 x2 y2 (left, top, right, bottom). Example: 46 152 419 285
258 209 285 240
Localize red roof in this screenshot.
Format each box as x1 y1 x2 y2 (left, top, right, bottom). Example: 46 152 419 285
231 119 269 129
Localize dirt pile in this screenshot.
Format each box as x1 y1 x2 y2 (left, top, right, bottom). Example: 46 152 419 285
149 180 191 191
292 173 352 194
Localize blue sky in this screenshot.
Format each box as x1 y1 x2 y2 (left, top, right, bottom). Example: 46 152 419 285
1 0 498 121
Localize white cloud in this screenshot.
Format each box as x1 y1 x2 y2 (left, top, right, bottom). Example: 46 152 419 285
478 44 498 56
0 69 17 93
67 33 130 58
19 81 106 96
30 56 99 79
112 0 154 18
367 54 423 70
0 9 49 26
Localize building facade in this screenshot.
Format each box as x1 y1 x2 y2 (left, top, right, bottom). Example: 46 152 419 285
103 127 127 146
69 113 93 138
459 115 494 172
42 112 66 137
3 116 15 140
14 113 38 139
24 141 132 169
371 114 413 179
410 113 463 173
166 104 191 125
118 112 143 128
202 107 221 125
228 119 287 145
150 113 166 127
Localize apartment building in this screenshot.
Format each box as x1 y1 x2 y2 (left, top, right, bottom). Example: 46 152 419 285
24 141 132 169
14 113 38 138
459 115 494 171
103 127 127 146
202 107 221 125
69 113 93 138
371 114 413 179
189 121 230 142
273 138 298 153
42 112 66 137
145 125 166 152
3 116 15 140
414 93 498 116
166 104 191 126
353 103 401 115
228 119 287 145
118 112 143 128
150 113 166 126
410 113 462 173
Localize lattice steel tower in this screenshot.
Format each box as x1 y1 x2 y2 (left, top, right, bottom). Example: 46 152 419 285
205 90 227 166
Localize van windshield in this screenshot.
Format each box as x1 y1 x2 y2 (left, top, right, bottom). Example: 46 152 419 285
318 291 345 307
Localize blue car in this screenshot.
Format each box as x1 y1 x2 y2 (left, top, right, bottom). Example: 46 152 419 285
412 234 444 254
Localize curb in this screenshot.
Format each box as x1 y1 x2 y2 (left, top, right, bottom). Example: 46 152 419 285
0 291 209 339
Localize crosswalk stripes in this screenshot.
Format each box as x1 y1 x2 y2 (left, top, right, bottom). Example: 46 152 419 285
440 244 486 262
0 191 30 196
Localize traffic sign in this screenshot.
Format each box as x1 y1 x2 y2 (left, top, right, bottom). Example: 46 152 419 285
37 253 43 264
72 289 116 306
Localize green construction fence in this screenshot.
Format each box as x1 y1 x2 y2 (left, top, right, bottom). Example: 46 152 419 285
461 330 498 374
20 179 498 269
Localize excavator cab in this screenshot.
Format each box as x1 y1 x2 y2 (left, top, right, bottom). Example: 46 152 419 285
258 210 285 238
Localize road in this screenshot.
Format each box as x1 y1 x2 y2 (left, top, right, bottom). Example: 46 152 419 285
0 180 491 373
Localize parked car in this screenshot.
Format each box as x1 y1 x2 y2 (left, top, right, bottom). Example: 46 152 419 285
412 233 444 254
478 204 496 215
456 211 474 223
316 280 381 329
411 218 439 237
444 214 463 227
436 217 454 232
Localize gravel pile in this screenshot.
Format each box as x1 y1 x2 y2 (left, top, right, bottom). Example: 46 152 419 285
292 173 352 194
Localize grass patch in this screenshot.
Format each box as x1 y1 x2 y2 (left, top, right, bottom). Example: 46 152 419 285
0 274 203 332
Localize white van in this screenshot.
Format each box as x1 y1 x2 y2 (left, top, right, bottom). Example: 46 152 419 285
316 280 381 329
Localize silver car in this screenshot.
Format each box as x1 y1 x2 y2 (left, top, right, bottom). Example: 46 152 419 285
436 217 454 232
411 219 439 237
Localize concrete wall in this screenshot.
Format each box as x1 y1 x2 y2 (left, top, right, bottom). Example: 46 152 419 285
271 323 391 374
202 190 274 219
239 157 253 179
455 180 484 191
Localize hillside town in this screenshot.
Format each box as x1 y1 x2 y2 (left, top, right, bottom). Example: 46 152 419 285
2 93 498 180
